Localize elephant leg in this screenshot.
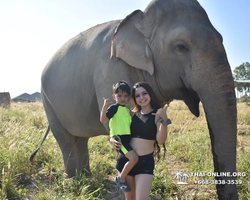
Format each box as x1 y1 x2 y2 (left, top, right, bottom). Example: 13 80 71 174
53 130 90 177
42 91 91 177
73 137 91 176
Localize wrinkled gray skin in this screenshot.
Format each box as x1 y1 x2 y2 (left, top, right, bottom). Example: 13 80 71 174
39 0 238 199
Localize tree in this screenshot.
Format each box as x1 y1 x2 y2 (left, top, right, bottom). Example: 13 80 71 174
233 62 250 94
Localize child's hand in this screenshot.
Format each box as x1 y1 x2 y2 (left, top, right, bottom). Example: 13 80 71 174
103 97 113 108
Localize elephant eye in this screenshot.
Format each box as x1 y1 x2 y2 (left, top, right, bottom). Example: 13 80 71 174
175 43 188 54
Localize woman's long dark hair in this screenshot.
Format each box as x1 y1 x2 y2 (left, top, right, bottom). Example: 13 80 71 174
131 82 162 112
131 82 166 161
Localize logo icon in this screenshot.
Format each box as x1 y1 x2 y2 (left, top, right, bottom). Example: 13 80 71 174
174 170 189 185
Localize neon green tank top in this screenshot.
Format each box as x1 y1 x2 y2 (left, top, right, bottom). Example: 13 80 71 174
109 106 131 137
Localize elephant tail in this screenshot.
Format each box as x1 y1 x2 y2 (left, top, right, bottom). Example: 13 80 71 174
30 125 50 162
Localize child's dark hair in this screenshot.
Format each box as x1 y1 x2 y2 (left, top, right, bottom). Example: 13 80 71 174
112 80 131 95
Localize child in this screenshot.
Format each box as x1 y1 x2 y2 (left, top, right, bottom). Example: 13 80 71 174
100 80 138 192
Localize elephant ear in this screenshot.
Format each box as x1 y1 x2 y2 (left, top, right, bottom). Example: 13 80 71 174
111 10 154 75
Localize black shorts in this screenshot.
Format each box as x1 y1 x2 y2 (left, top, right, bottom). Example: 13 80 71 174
116 152 155 176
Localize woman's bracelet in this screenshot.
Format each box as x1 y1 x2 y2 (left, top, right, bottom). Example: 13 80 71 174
158 117 172 126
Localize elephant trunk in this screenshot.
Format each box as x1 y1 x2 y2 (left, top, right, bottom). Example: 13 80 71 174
202 82 237 199
192 46 238 199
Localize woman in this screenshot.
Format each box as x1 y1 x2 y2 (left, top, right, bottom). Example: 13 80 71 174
110 82 170 200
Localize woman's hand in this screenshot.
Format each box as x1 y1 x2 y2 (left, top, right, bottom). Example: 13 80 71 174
110 137 121 151
152 104 169 121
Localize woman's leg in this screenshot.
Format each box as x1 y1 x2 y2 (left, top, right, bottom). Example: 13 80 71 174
123 174 136 200
135 174 154 200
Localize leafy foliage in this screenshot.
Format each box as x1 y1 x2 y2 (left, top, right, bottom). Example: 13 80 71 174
233 62 250 93
233 62 250 80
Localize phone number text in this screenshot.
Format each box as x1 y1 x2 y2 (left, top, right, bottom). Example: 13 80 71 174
194 180 242 185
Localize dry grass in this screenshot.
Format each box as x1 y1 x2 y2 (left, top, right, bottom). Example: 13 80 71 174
0 101 249 199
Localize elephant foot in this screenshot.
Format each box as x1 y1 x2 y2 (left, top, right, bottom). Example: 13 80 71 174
82 168 92 177
67 167 92 179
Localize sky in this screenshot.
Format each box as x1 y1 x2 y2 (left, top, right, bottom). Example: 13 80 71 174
0 0 249 98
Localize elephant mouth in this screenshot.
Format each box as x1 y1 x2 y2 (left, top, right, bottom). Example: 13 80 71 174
181 87 200 117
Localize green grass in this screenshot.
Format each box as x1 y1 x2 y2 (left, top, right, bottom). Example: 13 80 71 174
0 101 249 199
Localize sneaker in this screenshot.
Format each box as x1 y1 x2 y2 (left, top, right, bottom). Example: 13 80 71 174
114 176 131 193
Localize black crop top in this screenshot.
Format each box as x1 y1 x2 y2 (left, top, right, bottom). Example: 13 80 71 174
130 110 157 140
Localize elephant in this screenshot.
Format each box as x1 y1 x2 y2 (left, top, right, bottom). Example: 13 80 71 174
31 0 238 199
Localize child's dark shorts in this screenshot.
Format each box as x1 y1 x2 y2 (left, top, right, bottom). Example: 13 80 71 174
115 135 133 155
116 152 155 176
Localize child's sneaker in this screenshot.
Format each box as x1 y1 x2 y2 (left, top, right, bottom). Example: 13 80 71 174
114 176 131 192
